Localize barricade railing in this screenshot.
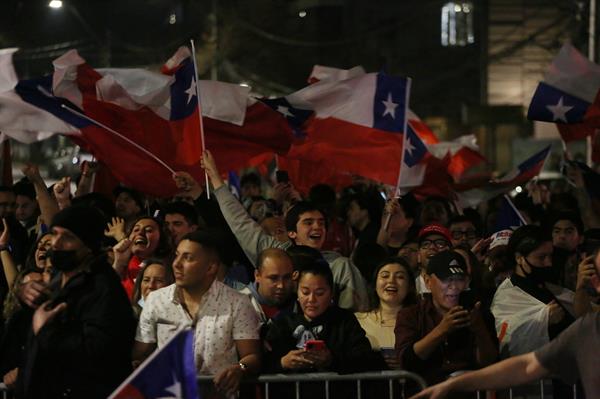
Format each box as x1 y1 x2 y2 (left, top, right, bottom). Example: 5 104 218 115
198 370 427 399
0 374 580 399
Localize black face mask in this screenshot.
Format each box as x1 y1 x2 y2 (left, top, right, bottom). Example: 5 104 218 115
520 257 556 285
48 249 80 272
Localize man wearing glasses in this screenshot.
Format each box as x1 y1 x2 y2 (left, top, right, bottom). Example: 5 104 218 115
416 224 453 295
448 215 481 250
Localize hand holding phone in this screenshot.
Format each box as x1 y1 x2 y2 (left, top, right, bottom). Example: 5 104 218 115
304 339 325 351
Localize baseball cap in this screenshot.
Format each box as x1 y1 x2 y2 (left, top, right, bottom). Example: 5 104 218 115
489 229 513 250
418 223 452 244
113 186 145 210
426 250 467 280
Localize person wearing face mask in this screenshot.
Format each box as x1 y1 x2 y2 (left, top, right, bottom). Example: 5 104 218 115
490 225 577 399
14 205 136 399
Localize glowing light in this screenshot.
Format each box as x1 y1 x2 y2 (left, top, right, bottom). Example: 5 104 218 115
299 10 307 18
49 0 63 9
515 186 523 193
169 14 176 24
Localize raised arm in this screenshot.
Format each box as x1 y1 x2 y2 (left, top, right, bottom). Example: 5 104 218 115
21 163 59 226
198 150 289 266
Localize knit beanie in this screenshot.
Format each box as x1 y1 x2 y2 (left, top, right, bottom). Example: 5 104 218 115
50 205 106 253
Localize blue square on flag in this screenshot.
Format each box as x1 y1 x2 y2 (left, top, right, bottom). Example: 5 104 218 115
403 125 427 167
260 97 313 138
372 73 408 133
527 82 589 124
15 76 91 128
109 328 199 399
170 59 198 120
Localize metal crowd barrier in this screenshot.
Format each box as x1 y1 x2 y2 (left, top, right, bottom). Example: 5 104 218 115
198 370 427 399
0 375 580 399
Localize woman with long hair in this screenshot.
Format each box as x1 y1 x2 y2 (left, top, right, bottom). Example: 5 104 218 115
355 257 416 368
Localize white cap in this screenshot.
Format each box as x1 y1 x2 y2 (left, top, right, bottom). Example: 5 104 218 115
489 229 513 250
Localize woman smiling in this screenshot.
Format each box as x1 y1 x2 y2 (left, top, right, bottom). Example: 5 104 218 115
355 257 416 368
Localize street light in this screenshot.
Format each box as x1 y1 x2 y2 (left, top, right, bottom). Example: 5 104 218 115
48 0 63 9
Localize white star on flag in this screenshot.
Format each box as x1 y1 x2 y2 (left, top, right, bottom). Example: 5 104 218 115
184 77 197 105
157 373 182 399
382 92 398 118
277 105 294 118
404 137 416 158
546 97 573 123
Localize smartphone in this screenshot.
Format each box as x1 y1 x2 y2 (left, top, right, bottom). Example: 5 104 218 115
581 239 600 257
304 339 325 351
459 291 475 311
276 170 289 184
380 347 396 358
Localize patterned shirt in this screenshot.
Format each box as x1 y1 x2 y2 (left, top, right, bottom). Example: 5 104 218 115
136 280 260 375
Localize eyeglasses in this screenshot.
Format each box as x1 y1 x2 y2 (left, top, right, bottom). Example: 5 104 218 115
420 239 450 250
451 230 477 240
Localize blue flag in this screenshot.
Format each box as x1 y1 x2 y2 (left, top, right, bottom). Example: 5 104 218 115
109 328 199 399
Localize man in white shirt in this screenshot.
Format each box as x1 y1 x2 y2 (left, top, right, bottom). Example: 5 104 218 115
133 231 261 398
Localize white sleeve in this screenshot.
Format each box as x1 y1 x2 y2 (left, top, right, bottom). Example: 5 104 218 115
232 293 261 341
135 291 159 343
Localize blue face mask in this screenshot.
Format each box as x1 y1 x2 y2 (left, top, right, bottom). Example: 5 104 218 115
137 297 145 308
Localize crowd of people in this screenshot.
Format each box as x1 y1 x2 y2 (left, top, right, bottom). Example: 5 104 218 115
0 151 598 399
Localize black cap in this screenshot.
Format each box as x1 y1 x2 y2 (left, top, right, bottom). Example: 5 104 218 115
426 250 467 280
113 186 145 210
50 205 106 253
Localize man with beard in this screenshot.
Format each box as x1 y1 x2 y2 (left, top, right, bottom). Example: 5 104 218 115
14 205 136 399
239 248 296 337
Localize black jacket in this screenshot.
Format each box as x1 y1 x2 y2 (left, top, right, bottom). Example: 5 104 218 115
16 254 136 399
265 305 385 374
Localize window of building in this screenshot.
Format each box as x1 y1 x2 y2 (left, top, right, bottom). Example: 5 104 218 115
441 2 474 46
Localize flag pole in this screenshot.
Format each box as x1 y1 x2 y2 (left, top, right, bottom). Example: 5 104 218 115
503 194 528 226
60 104 176 175
190 39 211 199
393 77 413 198
384 77 412 230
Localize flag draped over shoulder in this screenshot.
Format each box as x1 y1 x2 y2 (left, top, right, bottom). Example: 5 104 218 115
527 43 600 142
109 328 199 399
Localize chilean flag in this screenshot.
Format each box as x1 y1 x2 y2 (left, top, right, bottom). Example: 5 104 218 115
278 71 411 186
4 47 292 197
527 43 600 142
456 145 551 208
109 328 199 399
